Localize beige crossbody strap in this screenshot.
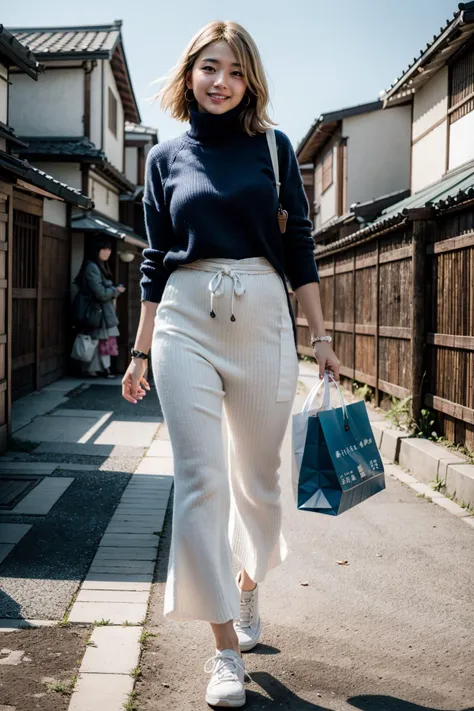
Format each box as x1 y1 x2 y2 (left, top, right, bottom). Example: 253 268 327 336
266 129 280 200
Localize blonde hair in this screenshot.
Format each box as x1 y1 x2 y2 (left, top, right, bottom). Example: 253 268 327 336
157 21 275 136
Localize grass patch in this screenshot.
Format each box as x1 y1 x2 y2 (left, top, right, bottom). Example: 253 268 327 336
130 666 142 680
123 690 139 711
45 676 77 696
139 629 156 644
94 618 111 626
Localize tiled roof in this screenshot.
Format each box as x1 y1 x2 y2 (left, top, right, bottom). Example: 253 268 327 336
71 210 147 248
16 137 104 159
7 21 141 124
0 24 43 79
125 122 158 137
0 151 92 208
383 2 474 106
314 162 474 257
7 22 121 58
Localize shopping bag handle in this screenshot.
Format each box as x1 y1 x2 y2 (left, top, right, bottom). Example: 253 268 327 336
302 372 350 429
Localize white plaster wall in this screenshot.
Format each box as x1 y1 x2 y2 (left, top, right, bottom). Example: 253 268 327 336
0 62 8 124
90 61 103 150
104 62 124 172
89 173 119 220
9 66 84 136
343 106 411 207
125 146 138 184
43 198 67 227
411 121 447 193
32 162 82 192
449 111 474 170
413 67 448 141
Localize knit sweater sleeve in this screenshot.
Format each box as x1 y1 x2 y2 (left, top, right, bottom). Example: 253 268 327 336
140 143 176 303
275 130 319 290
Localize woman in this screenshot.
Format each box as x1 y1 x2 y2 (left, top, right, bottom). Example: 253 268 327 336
122 21 339 707
74 237 126 377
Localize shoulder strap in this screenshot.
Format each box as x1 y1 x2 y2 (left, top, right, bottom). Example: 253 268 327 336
266 129 280 200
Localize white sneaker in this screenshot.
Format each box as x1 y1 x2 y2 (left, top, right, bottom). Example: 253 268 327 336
204 649 249 707
233 573 262 652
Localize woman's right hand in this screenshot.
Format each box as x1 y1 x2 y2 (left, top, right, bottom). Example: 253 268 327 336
122 358 151 404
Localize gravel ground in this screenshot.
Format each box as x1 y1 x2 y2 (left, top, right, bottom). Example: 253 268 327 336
0 467 131 619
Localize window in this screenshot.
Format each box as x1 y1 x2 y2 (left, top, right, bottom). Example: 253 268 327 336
450 45 474 123
108 88 118 137
322 148 333 193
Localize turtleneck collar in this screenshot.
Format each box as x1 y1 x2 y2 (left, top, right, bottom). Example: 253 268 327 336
187 101 245 143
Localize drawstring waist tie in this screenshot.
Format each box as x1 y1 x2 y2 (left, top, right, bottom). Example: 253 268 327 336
179 258 276 323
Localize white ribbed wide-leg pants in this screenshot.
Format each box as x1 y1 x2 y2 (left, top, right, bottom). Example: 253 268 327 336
151 257 299 623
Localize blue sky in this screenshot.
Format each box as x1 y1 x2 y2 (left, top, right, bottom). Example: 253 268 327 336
4 0 459 147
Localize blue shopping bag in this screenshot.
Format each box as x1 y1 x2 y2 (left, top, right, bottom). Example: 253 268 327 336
293 373 385 516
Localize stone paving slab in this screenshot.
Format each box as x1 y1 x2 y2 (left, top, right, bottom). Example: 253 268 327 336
68 672 134 710
33 442 147 458
0 544 14 564
41 378 86 392
134 457 174 475
93 547 157 561
94 421 159 448
68 601 147 624
77 589 149 604
0 477 74 515
88 561 155 575
146 440 173 457
50 409 113 419
0 461 58 474
0 523 32 544
105 523 164 535
100 534 160 547
82 577 152 592
0 619 57 632
80 625 141 674
108 514 167 524
14 416 103 443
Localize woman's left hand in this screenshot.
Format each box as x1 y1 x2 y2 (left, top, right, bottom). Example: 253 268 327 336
312 342 340 381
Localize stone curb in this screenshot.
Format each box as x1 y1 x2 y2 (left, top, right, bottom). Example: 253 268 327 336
65 420 174 711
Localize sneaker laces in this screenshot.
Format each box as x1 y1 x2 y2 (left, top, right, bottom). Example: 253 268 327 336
236 591 255 630
204 653 252 683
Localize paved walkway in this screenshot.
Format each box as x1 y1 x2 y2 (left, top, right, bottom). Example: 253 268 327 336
0 366 472 711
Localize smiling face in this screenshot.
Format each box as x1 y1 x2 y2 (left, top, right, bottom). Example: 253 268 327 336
186 41 248 115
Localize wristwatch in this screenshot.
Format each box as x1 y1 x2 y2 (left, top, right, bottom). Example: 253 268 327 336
130 349 149 360
311 335 332 347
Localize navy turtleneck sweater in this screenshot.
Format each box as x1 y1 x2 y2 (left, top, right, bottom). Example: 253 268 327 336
140 102 319 339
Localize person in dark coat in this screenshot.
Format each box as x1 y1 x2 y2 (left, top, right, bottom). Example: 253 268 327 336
74 237 126 377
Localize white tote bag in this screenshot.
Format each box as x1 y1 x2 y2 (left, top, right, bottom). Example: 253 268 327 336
71 333 98 363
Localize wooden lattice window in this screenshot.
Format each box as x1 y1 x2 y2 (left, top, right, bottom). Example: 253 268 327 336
450 45 474 123
108 88 118 137
12 210 38 289
322 148 334 193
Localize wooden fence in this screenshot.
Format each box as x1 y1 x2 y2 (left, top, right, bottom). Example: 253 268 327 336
295 204 474 448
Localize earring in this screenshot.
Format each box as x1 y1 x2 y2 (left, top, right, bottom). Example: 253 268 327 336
242 94 251 107
185 88 194 103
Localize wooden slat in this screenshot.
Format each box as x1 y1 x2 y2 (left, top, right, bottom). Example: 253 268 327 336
378 379 410 400
12 353 35 370
335 262 354 275
354 370 376 387
379 326 411 339
424 394 474 426
42 221 69 241
12 289 37 299
317 268 334 279
379 246 412 264
426 333 474 350
355 255 377 270
426 232 474 255
12 192 42 216
0 214 7 223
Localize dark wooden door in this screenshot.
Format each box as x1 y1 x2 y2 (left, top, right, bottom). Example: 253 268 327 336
11 195 42 400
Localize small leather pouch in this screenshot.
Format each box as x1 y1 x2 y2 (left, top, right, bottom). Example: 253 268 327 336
266 129 287 234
